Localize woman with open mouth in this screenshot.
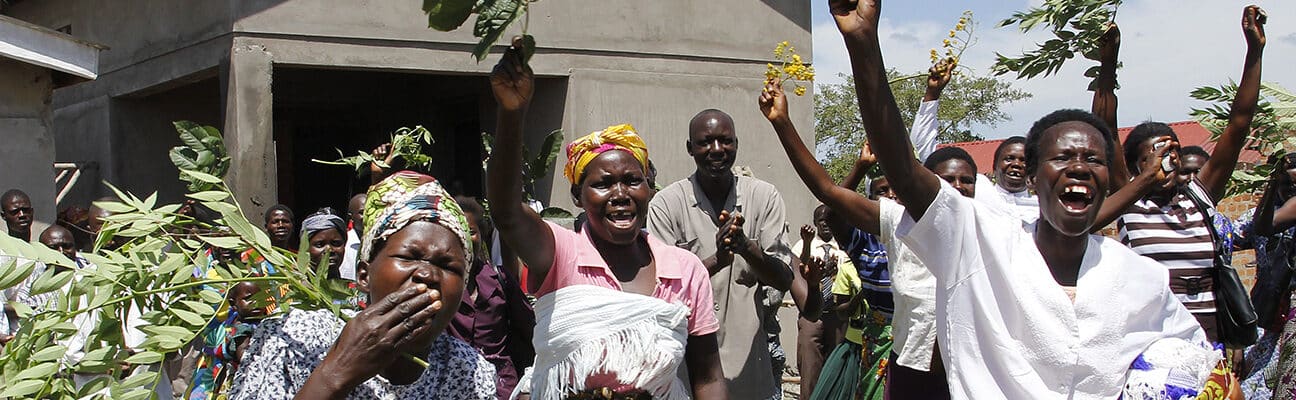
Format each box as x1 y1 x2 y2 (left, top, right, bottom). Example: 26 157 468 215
828 0 1227 398
487 38 727 400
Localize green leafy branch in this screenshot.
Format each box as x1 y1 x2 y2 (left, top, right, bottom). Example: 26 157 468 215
313 126 436 177
991 0 1121 82
169 121 230 193
0 123 375 398
1190 82 1296 197
423 0 537 62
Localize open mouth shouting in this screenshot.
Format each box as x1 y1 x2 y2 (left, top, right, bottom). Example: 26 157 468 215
605 208 639 231
1057 183 1095 214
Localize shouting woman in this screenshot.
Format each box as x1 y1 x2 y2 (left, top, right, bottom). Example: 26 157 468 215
486 38 727 400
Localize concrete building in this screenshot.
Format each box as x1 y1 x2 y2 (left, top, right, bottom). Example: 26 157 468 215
2 0 817 232
0 13 100 238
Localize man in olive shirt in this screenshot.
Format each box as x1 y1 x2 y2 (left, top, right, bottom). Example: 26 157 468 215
648 109 794 399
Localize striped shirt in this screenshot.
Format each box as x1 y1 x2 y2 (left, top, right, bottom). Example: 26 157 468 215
1117 181 1218 340
845 228 893 318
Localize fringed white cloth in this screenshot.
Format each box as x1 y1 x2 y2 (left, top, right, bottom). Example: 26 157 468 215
512 285 692 400
1122 338 1223 400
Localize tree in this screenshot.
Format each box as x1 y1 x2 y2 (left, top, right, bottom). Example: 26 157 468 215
814 71 1032 182
1190 82 1296 197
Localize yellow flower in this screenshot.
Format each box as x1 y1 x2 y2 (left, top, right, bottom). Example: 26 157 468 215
794 86 807 96
792 54 802 64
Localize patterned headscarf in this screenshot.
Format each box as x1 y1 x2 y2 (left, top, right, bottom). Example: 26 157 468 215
300 209 346 239
562 124 649 185
360 171 472 264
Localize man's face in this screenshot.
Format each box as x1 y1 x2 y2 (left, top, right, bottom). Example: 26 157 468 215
994 143 1028 193
813 207 833 241
348 194 366 233
2 195 33 238
40 229 77 260
931 159 978 198
686 116 738 180
869 178 897 201
1179 154 1206 183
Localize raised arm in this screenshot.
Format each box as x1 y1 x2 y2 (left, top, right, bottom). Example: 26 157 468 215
485 39 555 289
1252 158 1296 237
1091 24 1130 189
913 59 951 162
760 80 881 235
1090 137 1175 232
832 0 941 220
788 225 826 320
1199 5 1266 202
839 148 872 192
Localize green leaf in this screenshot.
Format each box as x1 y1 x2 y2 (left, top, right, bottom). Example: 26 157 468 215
0 258 36 290
171 308 209 326
198 235 243 250
471 0 524 61
29 268 74 296
179 169 224 185
187 191 230 202
116 388 154 400
198 289 225 304
0 379 45 397
117 371 159 391
424 0 476 31
123 351 165 365
31 345 69 362
13 361 60 382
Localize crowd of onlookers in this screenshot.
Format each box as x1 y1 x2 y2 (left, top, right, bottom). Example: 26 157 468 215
0 2 1293 399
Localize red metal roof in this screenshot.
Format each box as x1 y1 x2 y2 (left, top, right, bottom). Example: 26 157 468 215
937 120 1264 174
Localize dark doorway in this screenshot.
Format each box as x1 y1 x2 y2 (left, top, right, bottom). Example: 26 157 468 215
271 68 486 218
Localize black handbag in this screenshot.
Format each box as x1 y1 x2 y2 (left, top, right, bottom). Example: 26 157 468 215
1184 188 1259 347
1249 223 1296 329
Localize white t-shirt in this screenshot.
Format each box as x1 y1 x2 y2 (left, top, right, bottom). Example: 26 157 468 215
878 198 938 371
974 175 1039 224
896 184 1206 400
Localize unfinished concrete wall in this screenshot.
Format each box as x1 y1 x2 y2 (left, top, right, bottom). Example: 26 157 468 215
0 58 58 233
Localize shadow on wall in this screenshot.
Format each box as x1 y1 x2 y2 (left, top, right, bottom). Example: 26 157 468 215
760 0 812 31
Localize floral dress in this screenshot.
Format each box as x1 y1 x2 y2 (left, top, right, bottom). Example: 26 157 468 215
226 309 496 400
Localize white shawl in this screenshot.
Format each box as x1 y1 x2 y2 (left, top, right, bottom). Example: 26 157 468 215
513 285 691 400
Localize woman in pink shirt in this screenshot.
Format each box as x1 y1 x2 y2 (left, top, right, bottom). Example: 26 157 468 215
486 39 727 400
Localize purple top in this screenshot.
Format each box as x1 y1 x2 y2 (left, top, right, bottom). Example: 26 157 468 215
448 259 536 400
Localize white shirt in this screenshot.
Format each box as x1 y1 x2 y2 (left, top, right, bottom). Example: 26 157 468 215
339 229 361 281
896 184 1206 400
878 198 939 371
912 100 940 162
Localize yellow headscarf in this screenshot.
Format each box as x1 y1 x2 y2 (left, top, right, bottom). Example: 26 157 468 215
562 124 650 185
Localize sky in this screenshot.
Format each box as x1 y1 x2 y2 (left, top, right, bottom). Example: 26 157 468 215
810 0 1296 140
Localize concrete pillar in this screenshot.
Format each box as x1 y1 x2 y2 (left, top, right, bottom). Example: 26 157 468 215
221 39 276 219
0 58 58 236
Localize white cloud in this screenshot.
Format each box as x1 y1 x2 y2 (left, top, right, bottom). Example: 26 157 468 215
813 0 1296 139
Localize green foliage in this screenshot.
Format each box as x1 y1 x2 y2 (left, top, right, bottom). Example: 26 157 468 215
312 126 436 177
422 0 536 62
0 125 364 398
1190 82 1296 197
814 72 1032 184
481 129 564 202
169 121 230 193
991 0 1121 81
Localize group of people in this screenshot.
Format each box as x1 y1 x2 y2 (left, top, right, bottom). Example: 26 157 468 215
1 1 1294 399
